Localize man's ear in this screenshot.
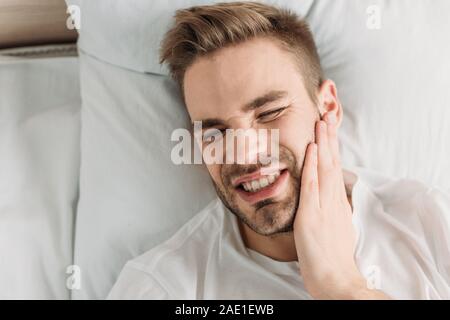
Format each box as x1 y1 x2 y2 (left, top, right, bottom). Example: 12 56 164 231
317 79 343 128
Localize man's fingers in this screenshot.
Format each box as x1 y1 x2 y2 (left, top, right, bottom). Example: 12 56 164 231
316 120 335 201
323 113 348 201
316 120 333 171
324 112 341 166
300 142 319 208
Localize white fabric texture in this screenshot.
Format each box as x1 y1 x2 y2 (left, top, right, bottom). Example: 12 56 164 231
66 0 314 74
72 52 217 299
69 0 450 299
306 0 450 191
0 56 81 299
108 168 450 300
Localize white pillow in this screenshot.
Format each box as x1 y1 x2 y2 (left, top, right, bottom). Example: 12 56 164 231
72 52 217 299
0 56 80 299
306 0 450 191
66 0 314 74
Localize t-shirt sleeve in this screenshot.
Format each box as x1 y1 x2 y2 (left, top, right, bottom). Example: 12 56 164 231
107 263 171 300
420 188 450 284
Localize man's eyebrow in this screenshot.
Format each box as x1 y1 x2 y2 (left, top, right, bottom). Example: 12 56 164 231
191 90 288 128
242 90 288 112
191 118 226 130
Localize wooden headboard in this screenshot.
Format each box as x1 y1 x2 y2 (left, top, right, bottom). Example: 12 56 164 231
0 0 78 49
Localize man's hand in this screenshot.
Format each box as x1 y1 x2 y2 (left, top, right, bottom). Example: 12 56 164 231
293 113 390 300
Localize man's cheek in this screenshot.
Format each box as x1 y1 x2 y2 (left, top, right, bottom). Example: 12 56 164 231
279 131 314 169
209 165 226 189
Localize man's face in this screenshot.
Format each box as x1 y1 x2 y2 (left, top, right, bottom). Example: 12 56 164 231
184 38 320 236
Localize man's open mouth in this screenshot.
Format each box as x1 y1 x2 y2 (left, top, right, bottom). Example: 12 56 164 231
232 169 289 205
238 171 281 193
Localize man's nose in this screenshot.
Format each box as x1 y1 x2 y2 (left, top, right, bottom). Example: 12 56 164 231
225 117 269 165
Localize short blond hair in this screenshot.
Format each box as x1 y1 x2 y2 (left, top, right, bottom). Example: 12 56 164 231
160 1 323 102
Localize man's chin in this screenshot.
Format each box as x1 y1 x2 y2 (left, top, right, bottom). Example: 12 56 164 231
246 219 295 236
214 181 299 236
236 201 296 236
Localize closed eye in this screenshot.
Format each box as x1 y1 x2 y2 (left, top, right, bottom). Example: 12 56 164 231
257 107 288 123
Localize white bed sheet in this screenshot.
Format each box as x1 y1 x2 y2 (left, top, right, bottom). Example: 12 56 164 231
0 53 81 299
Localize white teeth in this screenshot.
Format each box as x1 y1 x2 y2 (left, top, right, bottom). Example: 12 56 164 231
260 177 269 188
240 171 282 193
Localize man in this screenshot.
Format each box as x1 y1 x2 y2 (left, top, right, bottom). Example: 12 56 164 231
108 2 450 299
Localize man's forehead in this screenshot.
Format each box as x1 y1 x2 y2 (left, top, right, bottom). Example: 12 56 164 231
183 38 304 121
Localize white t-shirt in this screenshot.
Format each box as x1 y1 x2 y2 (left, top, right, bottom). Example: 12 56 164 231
108 168 450 300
